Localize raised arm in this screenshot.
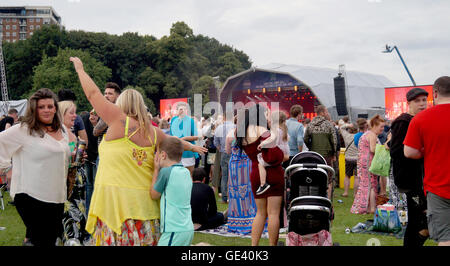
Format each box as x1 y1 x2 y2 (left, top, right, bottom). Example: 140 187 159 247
70 57 123 126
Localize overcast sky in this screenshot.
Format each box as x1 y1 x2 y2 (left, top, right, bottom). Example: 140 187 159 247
3 0 449 86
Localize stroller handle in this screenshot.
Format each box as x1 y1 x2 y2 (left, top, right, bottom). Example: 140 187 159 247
285 163 335 177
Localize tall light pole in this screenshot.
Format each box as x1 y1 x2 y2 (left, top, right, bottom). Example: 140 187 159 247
382 44 416 86
0 33 10 115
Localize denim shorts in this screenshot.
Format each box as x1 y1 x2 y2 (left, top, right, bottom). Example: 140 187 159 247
427 192 450 242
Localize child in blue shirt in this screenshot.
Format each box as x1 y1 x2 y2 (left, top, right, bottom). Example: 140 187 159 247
151 136 194 246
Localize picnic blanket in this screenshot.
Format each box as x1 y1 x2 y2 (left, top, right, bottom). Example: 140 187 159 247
196 224 287 239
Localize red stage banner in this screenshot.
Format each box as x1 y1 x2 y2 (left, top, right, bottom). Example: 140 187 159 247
385 85 434 121
160 98 188 120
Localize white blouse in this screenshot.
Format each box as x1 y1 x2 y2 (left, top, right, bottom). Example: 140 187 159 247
0 124 70 203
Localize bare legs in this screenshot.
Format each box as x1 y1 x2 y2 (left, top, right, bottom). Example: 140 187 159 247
267 196 282 246
342 175 350 197
368 188 377 213
353 176 359 198
186 165 194 178
379 176 387 196
252 196 282 246
258 163 267 186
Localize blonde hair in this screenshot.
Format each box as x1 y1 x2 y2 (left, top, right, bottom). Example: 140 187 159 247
115 89 151 137
271 110 288 142
58 100 76 124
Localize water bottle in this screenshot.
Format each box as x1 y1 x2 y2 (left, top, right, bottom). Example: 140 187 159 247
74 140 86 166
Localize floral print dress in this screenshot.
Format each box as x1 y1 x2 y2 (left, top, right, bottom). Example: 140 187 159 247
351 132 379 214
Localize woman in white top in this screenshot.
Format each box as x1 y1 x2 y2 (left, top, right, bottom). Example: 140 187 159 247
0 88 71 246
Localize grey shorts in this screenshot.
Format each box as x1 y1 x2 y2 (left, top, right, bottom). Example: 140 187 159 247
427 192 450 242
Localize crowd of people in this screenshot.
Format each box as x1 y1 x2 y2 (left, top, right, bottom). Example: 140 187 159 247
0 58 449 246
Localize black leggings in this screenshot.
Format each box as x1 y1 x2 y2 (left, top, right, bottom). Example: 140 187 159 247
14 193 64 246
404 191 428 246
197 213 226 231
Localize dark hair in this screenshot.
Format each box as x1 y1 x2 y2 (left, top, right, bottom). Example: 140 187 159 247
236 103 267 151
193 168 207 182
22 88 63 137
290 104 303 118
105 82 121 94
342 116 349 123
8 108 18 115
159 136 183 162
57 88 77 102
434 76 450 97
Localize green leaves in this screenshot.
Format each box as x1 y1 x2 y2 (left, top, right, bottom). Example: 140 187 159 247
3 21 251 115
32 48 112 111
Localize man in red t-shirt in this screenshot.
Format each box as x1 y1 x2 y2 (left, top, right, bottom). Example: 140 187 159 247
404 76 450 246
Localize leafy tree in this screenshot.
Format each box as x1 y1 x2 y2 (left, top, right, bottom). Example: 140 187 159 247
32 48 112 112
190 75 216 106
216 52 245 81
170 21 194 39
3 24 68 99
3 21 252 112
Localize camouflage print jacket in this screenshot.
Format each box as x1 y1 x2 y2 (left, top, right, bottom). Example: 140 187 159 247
304 115 337 158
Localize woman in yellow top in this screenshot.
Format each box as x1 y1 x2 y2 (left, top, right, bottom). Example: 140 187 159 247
70 57 207 246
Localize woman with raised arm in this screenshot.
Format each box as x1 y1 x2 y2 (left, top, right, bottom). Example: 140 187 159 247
70 57 206 246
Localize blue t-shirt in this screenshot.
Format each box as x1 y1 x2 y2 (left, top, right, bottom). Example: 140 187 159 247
354 132 363 148
154 163 194 233
169 116 198 158
286 118 305 156
73 115 85 137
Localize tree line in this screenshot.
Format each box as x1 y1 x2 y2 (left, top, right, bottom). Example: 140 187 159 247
3 22 251 113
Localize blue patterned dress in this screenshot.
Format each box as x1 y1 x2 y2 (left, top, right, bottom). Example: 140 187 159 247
226 145 256 235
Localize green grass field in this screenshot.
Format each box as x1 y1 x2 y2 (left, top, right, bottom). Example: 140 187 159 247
0 188 437 246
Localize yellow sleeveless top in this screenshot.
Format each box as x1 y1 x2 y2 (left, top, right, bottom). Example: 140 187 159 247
85 117 159 234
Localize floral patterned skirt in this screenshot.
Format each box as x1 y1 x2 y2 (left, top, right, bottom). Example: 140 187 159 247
88 218 160 246
287 230 333 246
351 159 378 214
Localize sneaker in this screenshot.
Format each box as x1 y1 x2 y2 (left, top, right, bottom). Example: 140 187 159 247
256 183 271 195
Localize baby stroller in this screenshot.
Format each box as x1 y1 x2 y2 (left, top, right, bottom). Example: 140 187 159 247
284 151 335 246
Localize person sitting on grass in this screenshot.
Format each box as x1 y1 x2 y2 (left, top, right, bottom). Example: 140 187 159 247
191 168 227 231
151 136 194 246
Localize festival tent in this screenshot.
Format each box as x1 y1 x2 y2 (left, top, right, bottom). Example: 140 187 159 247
220 63 396 121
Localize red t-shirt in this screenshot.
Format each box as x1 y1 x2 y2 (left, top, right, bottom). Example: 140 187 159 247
403 103 450 199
